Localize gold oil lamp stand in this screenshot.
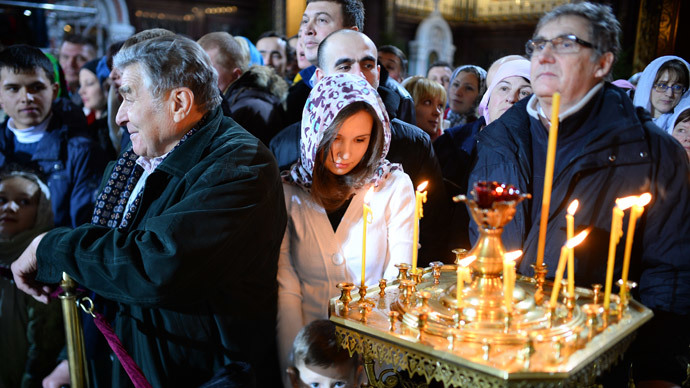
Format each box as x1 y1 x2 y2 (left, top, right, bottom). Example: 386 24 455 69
329 182 653 388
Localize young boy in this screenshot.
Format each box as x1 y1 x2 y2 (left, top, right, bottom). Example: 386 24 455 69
287 319 363 388
0 44 104 227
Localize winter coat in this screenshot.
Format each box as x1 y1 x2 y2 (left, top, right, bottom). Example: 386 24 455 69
0 98 106 228
223 65 288 146
469 83 690 315
33 106 287 387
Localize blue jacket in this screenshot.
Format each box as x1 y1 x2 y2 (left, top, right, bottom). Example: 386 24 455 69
0 99 106 228
469 83 690 314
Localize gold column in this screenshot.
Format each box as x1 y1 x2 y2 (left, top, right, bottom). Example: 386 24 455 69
286 0 306 37
60 272 90 388
633 0 681 74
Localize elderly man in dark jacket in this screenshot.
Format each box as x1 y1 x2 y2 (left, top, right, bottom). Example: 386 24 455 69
0 45 105 228
271 29 452 263
469 3 690 385
12 35 287 387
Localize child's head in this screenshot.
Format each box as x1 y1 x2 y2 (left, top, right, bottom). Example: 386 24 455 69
0 171 52 239
288 320 362 388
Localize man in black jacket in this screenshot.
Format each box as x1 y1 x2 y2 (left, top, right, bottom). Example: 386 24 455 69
271 29 453 263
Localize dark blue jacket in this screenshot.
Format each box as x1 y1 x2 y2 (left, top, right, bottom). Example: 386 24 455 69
469 83 690 315
0 99 106 228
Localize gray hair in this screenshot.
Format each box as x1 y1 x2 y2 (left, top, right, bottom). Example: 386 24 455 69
113 35 221 113
536 2 621 69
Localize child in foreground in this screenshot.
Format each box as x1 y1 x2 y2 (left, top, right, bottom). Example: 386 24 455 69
287 319 363 388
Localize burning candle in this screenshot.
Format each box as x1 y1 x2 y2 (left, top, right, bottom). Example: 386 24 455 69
536 92 561 269
603 196 637 311
503 250 523 313
621 193 651 288
566 199 579 296
361 187 374 288
411 181 428 273
550 230 589 309
456 255 475 307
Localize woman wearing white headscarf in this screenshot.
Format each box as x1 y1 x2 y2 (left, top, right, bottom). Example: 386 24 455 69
277 73 415 379
633 55 690 133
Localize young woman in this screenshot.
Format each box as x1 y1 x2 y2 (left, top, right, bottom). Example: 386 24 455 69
0 171 63 388
403 75 447 141
79 58 117 160
277 73 415 377
669 100 690 160
445 65 487 128
633 55 690 133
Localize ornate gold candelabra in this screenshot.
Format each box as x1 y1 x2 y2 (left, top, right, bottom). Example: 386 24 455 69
329 182 653 387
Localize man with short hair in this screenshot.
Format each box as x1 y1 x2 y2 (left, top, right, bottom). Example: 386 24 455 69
58 35 96 99
427 61 453 91
0 44 104 228
378 44 407 83
12 35 287 387
256 31 289 78
469 2 690 384
198 32 288 145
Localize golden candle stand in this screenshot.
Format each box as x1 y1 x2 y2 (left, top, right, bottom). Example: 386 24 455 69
329 182 653 387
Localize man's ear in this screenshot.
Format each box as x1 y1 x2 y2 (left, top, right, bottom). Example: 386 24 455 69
169 87 194 123
315 67 324 83
286 366 300 388
350 26 359 32
51 82 59 101
231 67 243 84
594 52 614 79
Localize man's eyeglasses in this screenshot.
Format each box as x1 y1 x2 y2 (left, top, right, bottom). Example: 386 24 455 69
525 34 595 56
653 83 687 95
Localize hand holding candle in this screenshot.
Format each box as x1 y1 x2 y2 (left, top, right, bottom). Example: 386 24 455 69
566 200 579 296
503 250 523 313
361 187 374 288
550 230 589 309
411 181 428 273
603 196 636 311
536 92 561 269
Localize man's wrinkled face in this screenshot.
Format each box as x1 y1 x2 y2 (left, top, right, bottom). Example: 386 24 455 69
257 36 288 77
59 41 95 86
115 64 177 158
530 15 603 111
0 67 58 129
301 1 345 64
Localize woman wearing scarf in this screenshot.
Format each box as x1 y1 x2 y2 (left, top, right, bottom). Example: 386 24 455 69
80 58 117 161
434 59 532 251
444 65 487 128
633 55 690 134
277 73 415 378
669 98 690 160
0 171 63 388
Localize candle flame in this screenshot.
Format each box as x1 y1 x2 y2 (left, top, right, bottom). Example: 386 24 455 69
417 181 429 192
637 193 652 207
457 255 476 267
504 250 523 262
566 229 590 248
364 186 374 203
615 195 638 210
567 199 579 215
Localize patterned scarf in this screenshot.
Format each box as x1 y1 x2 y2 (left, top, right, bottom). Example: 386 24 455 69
91 120 204 229
283 73 400 191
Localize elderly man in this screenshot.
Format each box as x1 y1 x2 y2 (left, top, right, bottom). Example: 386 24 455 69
12 35 287 387
469 2 690 384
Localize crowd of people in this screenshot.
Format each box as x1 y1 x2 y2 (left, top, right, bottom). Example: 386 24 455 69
0 0 688 387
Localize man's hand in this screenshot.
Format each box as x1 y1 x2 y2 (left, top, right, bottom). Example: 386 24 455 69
12 232 53 304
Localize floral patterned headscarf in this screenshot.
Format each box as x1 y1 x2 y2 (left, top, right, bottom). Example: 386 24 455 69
284 73 399 190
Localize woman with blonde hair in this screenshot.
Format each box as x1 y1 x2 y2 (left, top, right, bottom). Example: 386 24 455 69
403 75 447 141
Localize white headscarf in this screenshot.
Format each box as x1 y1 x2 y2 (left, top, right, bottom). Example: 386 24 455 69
633 55 690 134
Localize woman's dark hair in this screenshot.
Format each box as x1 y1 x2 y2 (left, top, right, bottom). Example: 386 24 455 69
655 59 689 89
311 101 384 212
675 109 690 128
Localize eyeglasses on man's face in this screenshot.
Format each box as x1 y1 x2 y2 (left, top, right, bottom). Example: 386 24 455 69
525 34 595 56
653 83 687 95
